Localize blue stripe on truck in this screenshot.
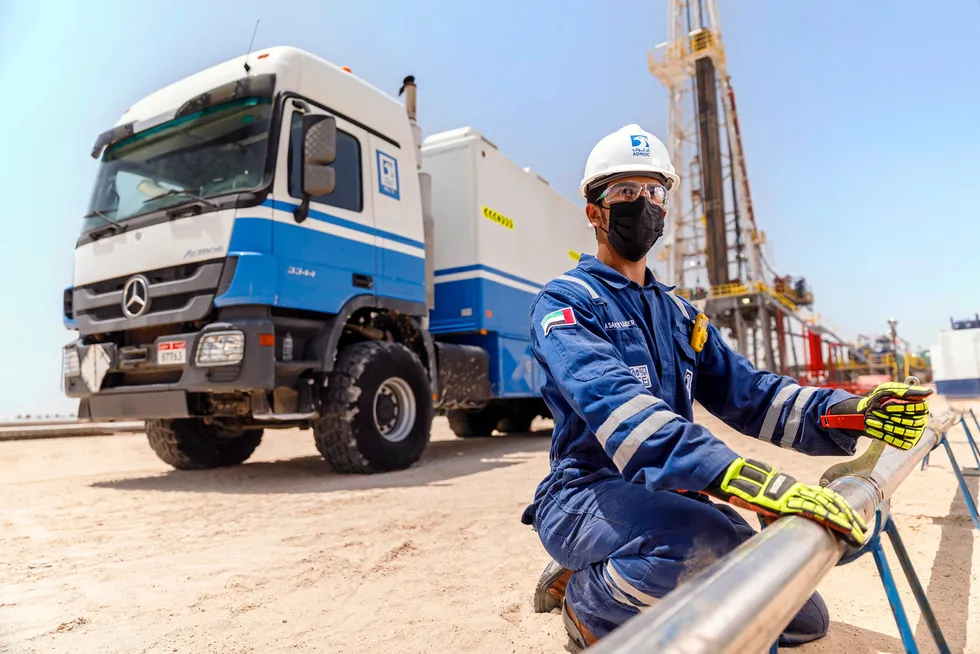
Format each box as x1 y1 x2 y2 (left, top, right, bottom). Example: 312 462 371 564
261 199 426 251
430 276 537 339
220 216 425 313
434 264 543 290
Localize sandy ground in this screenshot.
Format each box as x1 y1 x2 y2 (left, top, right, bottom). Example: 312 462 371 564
2 399 978 654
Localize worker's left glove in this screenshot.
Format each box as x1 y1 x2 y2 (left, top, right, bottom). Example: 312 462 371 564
827 382 933 450
704 457 867 546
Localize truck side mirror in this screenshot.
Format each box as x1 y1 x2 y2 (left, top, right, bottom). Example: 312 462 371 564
295 115 337 223
302 115 337 196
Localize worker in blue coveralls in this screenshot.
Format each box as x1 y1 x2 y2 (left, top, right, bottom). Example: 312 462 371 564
520 124 933 649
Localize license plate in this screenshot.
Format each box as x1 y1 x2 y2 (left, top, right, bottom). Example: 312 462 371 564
157 341 187 366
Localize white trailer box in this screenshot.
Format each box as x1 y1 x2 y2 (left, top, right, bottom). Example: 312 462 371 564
931 327 980 397
423 127 594 338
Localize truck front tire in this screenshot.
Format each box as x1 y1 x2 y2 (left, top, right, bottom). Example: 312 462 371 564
315 341 433 474
145 419 263 470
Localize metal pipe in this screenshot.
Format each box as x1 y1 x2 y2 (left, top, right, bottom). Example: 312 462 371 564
591 415 955 654
0 421 145 441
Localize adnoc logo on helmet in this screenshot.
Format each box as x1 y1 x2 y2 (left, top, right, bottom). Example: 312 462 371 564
630 135 651 157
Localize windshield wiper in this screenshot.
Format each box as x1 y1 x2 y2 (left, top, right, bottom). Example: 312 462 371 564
83 209 128 238
146 188 220 211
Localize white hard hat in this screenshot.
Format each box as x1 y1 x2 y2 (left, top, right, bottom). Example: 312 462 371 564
578 124 679 200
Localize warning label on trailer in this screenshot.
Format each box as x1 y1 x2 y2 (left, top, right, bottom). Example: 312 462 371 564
482 206 514 231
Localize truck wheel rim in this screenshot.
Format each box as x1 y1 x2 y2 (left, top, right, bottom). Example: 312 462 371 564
373 377 416 443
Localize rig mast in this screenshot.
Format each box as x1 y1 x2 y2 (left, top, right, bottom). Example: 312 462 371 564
650 0 804 372
647 1 931 386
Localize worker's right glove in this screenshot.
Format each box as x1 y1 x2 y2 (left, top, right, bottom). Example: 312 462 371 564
826 382 933 451
705 457 867 546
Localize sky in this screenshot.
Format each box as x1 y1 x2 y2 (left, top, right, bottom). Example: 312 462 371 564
0 0 977 417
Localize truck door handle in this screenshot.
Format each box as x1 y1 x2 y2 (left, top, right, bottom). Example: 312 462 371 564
352 273 373 289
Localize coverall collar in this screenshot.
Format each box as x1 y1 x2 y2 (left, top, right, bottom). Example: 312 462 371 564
577 253 675 293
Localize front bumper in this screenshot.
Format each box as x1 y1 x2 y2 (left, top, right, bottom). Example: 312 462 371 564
64 318 277 420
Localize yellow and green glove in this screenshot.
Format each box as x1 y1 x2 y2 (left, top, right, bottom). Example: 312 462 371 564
825 381 933 450
705 457 867 546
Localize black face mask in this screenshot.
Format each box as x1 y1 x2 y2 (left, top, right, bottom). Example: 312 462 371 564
600 196 665 262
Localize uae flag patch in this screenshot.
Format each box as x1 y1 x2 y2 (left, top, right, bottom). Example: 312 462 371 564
541 307 577 336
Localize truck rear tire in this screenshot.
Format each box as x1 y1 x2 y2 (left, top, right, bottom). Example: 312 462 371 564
447 407 500 438
500 399 550 434
497 412 534 434
145 419 263 470
315 341 433 474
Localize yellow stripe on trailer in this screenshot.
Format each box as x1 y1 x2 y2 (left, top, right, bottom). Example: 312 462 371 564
482 206 515 230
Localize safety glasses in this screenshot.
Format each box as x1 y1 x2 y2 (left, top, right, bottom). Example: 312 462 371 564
599 180 667 206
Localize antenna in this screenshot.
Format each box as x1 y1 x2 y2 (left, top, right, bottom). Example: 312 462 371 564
243 19 260 73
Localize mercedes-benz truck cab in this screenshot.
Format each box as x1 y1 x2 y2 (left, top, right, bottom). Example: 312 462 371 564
62 46 594 474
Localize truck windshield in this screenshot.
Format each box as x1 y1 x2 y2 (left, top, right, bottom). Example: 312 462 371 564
84 97 273 231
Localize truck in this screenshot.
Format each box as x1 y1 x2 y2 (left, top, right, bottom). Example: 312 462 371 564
62 46 594 473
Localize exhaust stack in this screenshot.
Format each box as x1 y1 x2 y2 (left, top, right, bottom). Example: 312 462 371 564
399 75 422 169
400 75 417 123
399 75 433 310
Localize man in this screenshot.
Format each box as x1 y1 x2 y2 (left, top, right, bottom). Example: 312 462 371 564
520 124 932 649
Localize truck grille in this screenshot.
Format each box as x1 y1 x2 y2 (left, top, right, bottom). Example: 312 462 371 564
72 260 226 336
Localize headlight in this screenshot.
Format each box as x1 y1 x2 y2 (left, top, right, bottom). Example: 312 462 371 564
195 331 245 366
63 348 80 377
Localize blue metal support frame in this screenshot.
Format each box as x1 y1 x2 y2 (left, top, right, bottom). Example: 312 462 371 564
882 519 948 653
960 411 980 473
766 492 962 654
939 435 980 530
832 506 951 654
638 413 967 654
919 414 980 530
869 531 919 652
922 411 980 473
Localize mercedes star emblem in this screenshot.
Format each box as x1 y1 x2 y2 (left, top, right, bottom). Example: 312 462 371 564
121 275 150 318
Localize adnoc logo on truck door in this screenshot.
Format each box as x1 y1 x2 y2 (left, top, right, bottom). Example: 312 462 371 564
377 150 400 200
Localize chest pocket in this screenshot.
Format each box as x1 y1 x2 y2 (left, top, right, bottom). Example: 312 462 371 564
606 327 654 386
672 317 699 402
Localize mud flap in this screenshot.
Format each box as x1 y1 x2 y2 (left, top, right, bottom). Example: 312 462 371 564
434 343 491 410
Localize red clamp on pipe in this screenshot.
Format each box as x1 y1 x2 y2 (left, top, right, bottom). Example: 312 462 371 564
820 414 866 431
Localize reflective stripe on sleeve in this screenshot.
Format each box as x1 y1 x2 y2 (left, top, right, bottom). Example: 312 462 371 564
595 394 659 447
759 383 800 443
779 386 818 448
611 409 682 470
557 275 599 300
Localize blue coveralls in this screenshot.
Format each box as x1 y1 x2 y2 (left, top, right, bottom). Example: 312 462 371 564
521 254 859 638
